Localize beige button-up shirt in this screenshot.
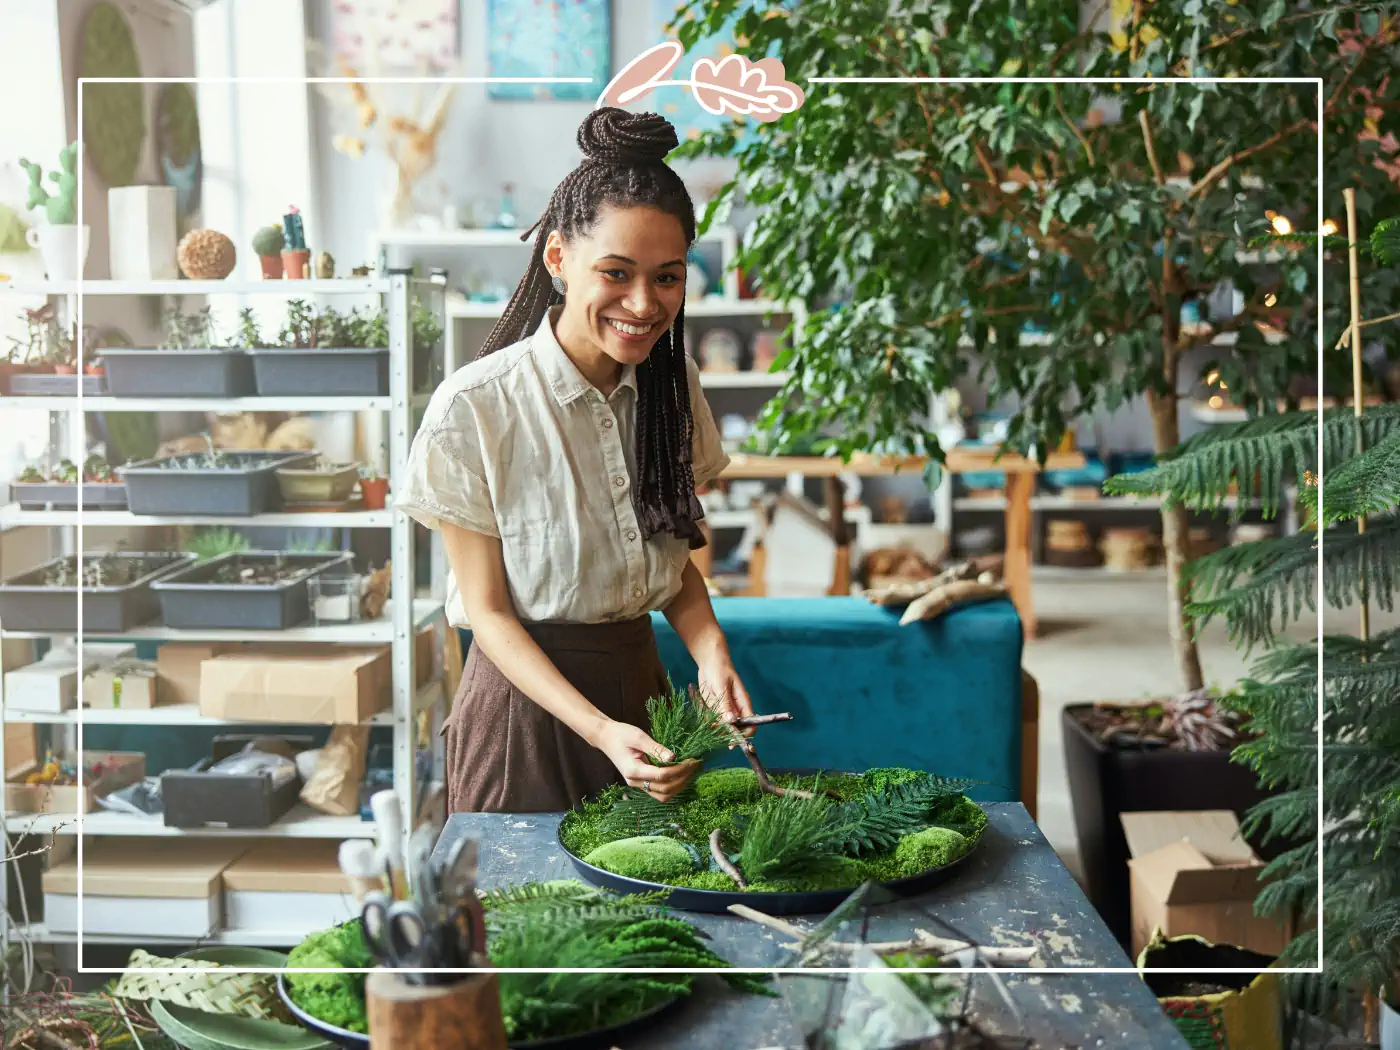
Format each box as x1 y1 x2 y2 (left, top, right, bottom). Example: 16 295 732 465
398 306 730 626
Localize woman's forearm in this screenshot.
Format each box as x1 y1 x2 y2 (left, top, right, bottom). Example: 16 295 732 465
663 560 731 665
466 607 611 746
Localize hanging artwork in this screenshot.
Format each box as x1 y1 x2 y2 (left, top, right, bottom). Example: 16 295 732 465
487 0 610 101
156 84 202 227
330 0 459 70
80 2 147 188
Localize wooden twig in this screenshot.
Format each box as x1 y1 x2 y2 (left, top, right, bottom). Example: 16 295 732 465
724 724 841 801
1334 310 1400 350
733 713 793 728
1053 84 1095 166
1187 118 1312 200
709 828 747 889
1138 109 1165 187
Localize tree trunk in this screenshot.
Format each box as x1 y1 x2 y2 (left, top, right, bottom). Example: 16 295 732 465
1146 387 1206 693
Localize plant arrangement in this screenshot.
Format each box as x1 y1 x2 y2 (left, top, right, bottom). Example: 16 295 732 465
206 553 327 586
1074 691 1242 752
186 526 250 562
561 689 986 894
159 306 219 350
38 553 181 590
275 299 388 350
282 880 772 1041
11 456 118 487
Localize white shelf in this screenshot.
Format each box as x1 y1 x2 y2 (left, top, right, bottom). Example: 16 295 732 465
0 278 390 297
0 395 392 413
706 505 873 529
0 599 442 642
447 297 506 318
4 805 375 838
11 923 311 947
698 370 792 389
4 681 442 726
378 226 733 249
685 297 793 317
1033 495 1161 510
0 505 392 528
1190 402 1248 424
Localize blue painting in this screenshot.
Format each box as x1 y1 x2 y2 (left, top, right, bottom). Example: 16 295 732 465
487 0 611 101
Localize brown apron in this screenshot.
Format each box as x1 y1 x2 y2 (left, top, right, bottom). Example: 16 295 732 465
443 617 669 813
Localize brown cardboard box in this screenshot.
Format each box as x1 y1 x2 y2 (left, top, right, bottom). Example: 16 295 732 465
1122 810 1294 960
5 724 38 781
223 839 354 895
5 751 146 815
84 659 167 710
43 837 249 898
199 647 391 724
157 643 244 706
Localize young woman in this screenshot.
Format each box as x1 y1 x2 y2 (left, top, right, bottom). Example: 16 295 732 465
399 108 753 813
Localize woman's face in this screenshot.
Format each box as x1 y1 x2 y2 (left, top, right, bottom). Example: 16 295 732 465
546 204 689 367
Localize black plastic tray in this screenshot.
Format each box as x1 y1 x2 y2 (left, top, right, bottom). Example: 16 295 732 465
119 450 317 516
11 481 128 510
10 372 104 396
101 348 254 397
0 551 196 632
560 768 983 915
152 550 353 630
248 347 389 396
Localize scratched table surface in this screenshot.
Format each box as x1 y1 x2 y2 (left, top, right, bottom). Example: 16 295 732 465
433 803 1188 1050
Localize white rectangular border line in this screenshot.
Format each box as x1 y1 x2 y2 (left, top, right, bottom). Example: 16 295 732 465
74 73 1325 979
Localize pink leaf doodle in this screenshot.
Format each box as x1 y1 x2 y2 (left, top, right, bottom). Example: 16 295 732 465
690 53 803 123
597 41 685 108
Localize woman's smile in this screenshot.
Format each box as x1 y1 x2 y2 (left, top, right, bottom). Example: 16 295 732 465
604 316 661 342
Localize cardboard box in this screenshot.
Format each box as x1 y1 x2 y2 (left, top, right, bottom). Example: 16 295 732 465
1123 810 1295 960
156 643 242 706
223 840 359 932
199 647 390 725
4 656 92 713
5 751 146 815
5 724 38 781
84 659 168 710
43 837 247 937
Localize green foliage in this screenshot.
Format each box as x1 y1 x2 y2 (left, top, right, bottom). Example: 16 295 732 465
894 826 969 871
646 683 731 765
81 3 145 189
693 767 761 805
284 921 373 1033
19 143 78 225
187 526 250 562
1302 428 1400 525
737 790 848 884
251 225 284 256
412 298 443 352
819 773 981 855
583 836 699 881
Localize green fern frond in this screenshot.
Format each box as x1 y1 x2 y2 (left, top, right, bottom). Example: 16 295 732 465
1185 518 1400 647
1303 428 1400 524
479 880 605 911
646 683 732 765
1105 404 1400 515
819 774 980 855
1372 216 1400 265
595 786 694 843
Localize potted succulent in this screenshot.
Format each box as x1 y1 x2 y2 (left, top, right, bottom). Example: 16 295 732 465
280 207 310 279
358 466 388 510
19 142 88 281
252 224 285 279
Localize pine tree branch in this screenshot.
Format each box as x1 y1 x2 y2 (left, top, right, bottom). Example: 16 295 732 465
1304 428 1400 525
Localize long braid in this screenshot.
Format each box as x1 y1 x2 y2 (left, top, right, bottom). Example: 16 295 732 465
478 108 706 547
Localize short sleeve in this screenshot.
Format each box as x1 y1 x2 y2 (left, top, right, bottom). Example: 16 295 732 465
396 393 499 537
685 355 730 488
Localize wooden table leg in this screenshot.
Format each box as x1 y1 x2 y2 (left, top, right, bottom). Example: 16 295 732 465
1003 472 1036 638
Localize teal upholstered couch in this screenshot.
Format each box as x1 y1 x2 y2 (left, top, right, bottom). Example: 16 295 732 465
459 596 1032 806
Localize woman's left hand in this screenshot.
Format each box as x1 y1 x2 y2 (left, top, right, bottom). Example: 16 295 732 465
696 656 755 738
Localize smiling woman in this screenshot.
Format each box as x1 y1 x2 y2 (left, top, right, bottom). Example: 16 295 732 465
398 108 754 815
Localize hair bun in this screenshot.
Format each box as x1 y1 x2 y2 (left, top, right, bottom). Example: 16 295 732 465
578 108 678 165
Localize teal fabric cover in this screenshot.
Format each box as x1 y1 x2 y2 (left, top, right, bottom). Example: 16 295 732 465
459 596 1024 802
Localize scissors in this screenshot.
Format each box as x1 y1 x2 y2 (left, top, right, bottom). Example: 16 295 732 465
360 891 435 974
436 837 485 964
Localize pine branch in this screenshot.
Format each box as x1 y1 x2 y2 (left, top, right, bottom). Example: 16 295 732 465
1105 404 1400 515
1185 518 1400 647
736 790 847 883
647 684 732 765
1303 428 1400 524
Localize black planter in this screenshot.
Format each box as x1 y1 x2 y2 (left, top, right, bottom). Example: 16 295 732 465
1062 703 1276 949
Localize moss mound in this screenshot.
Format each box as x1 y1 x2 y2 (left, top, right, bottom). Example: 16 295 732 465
562 767 986 894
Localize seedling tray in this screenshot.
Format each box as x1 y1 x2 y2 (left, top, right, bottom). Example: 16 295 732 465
248 347 389 396
119 450 317 516
152 550 353 630
101 348 255 397
0 551 196 632
560 767 982 915
10 372 104 396
11 482 128 510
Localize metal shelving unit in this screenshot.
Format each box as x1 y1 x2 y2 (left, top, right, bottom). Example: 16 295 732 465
0 274 444 952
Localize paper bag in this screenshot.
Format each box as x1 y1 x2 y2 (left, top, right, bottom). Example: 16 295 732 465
299 726 369 816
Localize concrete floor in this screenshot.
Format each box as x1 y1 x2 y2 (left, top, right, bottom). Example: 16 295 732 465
1024 567 1392 885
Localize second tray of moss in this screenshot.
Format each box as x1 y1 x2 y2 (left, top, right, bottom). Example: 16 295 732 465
559 766 988 915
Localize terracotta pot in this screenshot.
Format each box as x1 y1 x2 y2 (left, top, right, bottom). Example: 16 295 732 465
84 362 105 376
360 476 389 510
0 361 27 394
281 249 311 280
259 253 284 279
53 363 76 374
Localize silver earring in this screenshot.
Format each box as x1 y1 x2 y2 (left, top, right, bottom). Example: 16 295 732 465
551 274 567 295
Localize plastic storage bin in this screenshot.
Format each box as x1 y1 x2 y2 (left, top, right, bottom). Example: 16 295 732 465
152 551 354 630
10 482 128 510
248 347 389 396
101 349 255 398
0 552 196 632
119 450 317 516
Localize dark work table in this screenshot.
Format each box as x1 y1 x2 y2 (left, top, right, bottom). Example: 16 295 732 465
434 803 1189 1050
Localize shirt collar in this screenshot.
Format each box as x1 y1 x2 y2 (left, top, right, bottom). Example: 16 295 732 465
533 305 637 406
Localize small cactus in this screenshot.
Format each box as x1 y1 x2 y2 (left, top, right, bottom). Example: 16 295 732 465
252 225 284 256
283 207 307 251
19 141 78 225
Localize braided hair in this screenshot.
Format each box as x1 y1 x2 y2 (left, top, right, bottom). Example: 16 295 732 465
479 108 706 548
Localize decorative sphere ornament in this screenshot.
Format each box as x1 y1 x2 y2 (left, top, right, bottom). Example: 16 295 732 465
177 229 236 280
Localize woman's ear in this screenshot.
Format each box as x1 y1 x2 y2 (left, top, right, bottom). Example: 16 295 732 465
542 230 566 281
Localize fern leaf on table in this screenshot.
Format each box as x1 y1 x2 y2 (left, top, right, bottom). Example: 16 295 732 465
818 774 980 855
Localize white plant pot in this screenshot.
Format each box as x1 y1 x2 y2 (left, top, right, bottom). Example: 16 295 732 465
1382 997 1400 1050
107 186 177 280
25 224 90 281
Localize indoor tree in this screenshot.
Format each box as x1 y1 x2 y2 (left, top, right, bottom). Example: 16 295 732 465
1106 199 1400 1037
669 0 1400 693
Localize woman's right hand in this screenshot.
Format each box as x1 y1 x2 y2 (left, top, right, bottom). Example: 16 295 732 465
591 718 698 802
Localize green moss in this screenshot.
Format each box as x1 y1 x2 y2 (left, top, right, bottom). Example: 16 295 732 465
939 796 990 838
693 767 760 805
670 870 739 891
584 836 697 881
861 766 929 793
894 826 969 873
559 783 627 857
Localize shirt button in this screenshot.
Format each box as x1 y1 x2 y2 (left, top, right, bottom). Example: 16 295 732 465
614 475 626 488
633 585 644 598
602 417 614 429
627 530 637 541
